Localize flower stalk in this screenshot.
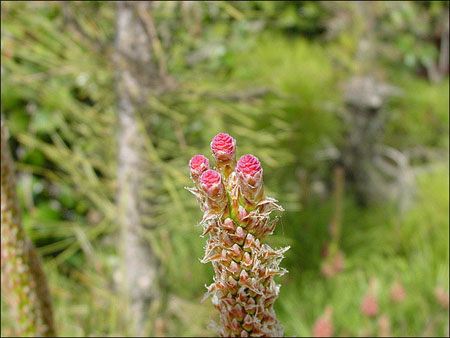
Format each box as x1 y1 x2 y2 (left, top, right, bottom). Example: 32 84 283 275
1 120 56 337
187 133 289 337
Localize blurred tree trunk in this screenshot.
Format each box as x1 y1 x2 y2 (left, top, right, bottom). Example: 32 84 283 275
114 2 164 335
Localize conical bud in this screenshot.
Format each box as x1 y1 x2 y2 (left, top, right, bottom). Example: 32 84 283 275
361 287 378 318
189 155 210 187
236 154 263 206
200 169 227 211
211 133 236 178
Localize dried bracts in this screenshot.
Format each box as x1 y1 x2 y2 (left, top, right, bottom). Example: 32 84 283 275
186 133 290 337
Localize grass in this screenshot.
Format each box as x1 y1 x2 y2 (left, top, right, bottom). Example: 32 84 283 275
3 163 447 337
277 165 449 337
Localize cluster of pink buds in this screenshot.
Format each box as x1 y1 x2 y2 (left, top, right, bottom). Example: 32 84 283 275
187 133 289 337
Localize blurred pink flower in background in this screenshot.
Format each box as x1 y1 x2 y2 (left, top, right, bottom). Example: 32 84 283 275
361 281 379 318
313 306 334 337
333 251 345 273
378 314 391 337
320 250 345 278
435 286 449 310
390 281 406 304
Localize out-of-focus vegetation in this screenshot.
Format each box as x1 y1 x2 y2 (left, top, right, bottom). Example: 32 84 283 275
1 1 449 337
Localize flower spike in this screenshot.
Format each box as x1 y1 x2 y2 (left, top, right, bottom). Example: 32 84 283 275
188 133 289 337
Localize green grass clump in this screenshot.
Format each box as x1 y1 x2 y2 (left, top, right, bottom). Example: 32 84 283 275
277 166 449 337
386 73 450 149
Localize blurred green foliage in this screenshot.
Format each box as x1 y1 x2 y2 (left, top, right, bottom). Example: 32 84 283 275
1 1 449 337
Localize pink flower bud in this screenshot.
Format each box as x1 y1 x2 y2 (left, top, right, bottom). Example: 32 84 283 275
390 281 406 304
320 262 336 278
200 170 221 190
361 291 378 317
333 251 345 273
211 133 237 178
211 133 236 162
200 169 226 210
237 154 262 178
189 155 210 186
435 286 449 309
236 154 264 205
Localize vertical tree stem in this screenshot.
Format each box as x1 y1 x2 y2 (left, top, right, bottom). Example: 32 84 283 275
115 2 161 335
